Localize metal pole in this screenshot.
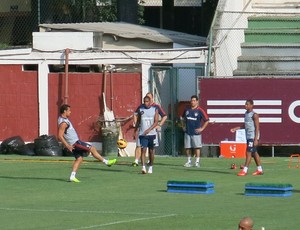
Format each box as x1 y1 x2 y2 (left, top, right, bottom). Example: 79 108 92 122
38 0 41 25
64 48 70 104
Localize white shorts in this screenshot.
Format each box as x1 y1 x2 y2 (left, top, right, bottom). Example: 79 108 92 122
184 133 202 148
136 132 159 147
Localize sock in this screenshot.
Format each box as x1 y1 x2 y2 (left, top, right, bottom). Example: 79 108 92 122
70 171 76 179
243 167 248 173
187 157 191 163
148 166 153 172
257 166 263 171
134 159 139 164
103 159 108 164
195 157 200 163
142 166 146 171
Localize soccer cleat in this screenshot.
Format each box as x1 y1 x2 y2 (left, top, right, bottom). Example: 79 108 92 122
132 162 138 167
142 169 147 174
70 177 80 183
184 162 192 167
252 170 263 176
107 159 117 167
237 170 247 176
195 162 200 168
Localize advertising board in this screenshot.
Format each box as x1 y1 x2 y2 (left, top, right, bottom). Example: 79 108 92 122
199 78 300 145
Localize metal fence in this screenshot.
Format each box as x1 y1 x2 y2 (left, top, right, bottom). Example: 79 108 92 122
0 0 118 46
0 0 207 47
150 65 205 156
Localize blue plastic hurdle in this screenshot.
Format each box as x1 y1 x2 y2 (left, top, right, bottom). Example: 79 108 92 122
245 183 293 197
167 181 215 194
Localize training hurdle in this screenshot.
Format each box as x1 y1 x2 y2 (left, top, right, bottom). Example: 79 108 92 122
245 183 293 197
167 181 215 194
288 154 300 168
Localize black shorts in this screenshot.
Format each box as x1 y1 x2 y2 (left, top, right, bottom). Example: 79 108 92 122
72 140 92 159
247 139 258 153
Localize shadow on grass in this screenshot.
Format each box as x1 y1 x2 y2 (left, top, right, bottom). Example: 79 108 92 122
0 175 67 182
170 167 232 175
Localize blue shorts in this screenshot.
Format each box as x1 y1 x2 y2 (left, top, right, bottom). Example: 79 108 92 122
247 139 258 153
72 140 92 158
139 135 156 149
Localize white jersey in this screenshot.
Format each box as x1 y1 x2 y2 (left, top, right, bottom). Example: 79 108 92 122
135 104 157 136
58 116 79 145
245 111 259 140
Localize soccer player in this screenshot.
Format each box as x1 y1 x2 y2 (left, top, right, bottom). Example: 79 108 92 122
238 217 254 230
132 92 167 166
134 95 159 174
230 99 263 176
58 104 117 182
182 95 209 167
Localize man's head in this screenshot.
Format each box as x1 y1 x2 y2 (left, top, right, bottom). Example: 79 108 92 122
146 92 154 104
190 95 199 108
238 217 254 230
60 104 71 117
245 99 254 111
143 96 151 108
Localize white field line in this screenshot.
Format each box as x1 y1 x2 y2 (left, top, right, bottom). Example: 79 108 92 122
0 207 170 216
0 207 176 230
67 214 177 230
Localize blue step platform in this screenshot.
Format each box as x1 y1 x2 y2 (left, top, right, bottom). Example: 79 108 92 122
167 181 215 194
245 183 293 197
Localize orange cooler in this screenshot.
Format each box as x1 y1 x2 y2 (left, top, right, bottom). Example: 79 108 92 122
220 141 247 158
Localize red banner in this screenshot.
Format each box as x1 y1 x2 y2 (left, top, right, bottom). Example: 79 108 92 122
199 78 300 144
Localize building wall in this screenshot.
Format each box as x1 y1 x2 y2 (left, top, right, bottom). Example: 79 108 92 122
0 64 38 141
0 65 141 143
48 72 142 143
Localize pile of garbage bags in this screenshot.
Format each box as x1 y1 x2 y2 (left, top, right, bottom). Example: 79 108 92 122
0 135 63 156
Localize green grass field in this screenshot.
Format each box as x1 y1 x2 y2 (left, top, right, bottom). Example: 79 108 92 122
0 155 299 230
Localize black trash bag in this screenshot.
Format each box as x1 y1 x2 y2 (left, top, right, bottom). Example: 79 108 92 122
34 135 62 156
0 136 25 154
19 143 36 156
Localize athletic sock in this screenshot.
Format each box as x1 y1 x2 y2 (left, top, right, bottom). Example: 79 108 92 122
103 159 108 164
142 166 146 171
243 167 248 173
134 159 139 164
70 171 76 179
257 166 263 171
187 157 191 163
195 157 200 163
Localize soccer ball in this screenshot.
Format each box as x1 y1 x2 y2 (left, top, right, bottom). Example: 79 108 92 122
117 139 127 149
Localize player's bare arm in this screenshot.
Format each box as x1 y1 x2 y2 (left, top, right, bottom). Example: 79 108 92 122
58 122 73 152
196 119 209 134
230 125 245 133
253 113 260 146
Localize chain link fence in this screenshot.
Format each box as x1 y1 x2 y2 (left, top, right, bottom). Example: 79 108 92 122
0 0 208 47
150 66 205 156
0 0 121 47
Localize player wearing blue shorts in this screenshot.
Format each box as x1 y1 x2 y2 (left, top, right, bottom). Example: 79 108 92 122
132 92 167 166
134 96 159 174
230 99 263 176
182 95 209 168
58 104 116 182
